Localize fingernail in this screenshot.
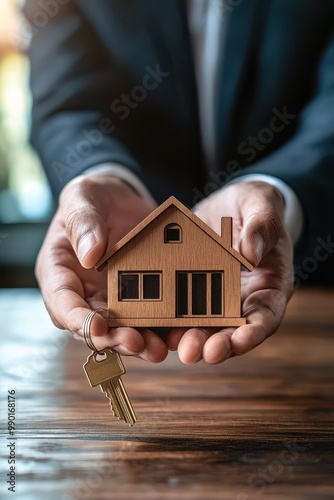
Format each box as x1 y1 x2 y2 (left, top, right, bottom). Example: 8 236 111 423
78 232 96 262
138 351 150 362
252 232 264 264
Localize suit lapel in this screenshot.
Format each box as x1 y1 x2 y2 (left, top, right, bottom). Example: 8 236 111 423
216 0 265 165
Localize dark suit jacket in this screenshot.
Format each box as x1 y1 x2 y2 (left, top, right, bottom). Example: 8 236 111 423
25 0 334 284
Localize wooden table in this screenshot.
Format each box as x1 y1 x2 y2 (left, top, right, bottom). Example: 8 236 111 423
1 288 333 500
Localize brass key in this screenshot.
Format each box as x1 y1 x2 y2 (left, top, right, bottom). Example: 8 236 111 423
83 348 136 426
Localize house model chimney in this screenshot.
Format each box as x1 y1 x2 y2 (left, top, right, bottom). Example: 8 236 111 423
221 217 232 248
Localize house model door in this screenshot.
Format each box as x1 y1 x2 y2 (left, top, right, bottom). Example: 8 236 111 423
176 272 223 317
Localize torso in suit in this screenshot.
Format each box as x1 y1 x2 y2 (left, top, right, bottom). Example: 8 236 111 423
25 0 334 284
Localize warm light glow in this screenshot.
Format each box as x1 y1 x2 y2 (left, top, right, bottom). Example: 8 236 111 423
0 2 52 222
0 0 21 53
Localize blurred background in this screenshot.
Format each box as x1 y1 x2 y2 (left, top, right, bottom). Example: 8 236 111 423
0 0 53 287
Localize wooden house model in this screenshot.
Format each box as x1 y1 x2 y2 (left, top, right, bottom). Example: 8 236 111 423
96 197 253 328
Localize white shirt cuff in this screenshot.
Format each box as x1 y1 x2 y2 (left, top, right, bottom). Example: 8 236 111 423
82 163 158 207
227 174 304 245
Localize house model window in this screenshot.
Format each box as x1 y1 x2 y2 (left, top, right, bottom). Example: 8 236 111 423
119 272 161 301
176 272 223 316
164 223 181 243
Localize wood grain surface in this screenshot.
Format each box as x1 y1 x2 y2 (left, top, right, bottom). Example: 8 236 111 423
1 288 333 500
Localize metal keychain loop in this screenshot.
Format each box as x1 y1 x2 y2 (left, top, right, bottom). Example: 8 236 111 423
83 308 108 353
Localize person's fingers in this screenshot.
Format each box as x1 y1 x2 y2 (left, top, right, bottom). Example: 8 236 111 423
136 328 168 362
239 183 285 266
232 287 288 355
231 323 267 355
40 265 146 355
36 228 96 331
35 228 145 355
203 279 291 364
80 327 168 361
202 294 285 364
36 234 101 332
78 326 145 355
166 328 188 350
59 177 109 269
202 329 234 364
177 328 212 364
44 266 146 355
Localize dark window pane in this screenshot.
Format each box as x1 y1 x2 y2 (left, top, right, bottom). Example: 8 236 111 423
143 274 160 299
120 274 139 300
165 228 180 242
211 273 222 314
177 273 188 315
192 274 207 315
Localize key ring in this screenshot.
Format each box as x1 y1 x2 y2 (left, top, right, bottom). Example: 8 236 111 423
83 308 108 353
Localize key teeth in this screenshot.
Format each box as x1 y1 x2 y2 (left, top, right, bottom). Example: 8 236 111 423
106 394 136 426
105 392 122 421
101 381 137 426
105 393 136 425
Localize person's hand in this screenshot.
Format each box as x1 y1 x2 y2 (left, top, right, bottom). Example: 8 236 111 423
166 181 294 364
36 173 168 362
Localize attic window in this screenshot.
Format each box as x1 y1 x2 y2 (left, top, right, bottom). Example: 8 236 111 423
164 223 181 243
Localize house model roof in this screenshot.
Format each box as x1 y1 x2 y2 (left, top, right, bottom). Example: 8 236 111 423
96 196 253 271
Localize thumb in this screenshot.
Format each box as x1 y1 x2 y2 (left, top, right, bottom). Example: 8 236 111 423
239 191 284 267
60 179 109 268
